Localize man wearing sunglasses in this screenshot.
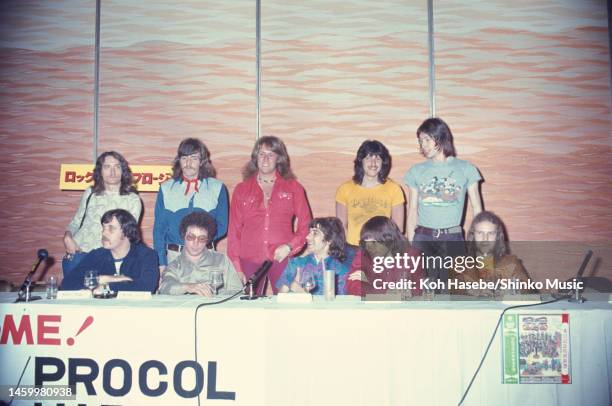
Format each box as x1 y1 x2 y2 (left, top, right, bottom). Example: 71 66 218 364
159 211 242 297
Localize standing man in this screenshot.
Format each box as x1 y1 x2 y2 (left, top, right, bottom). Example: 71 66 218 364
62 151 141 276
159 211 243 296
227 136 312 294
61 209 159 292
404 118 483 284
336 140 405 247
154 138 229 275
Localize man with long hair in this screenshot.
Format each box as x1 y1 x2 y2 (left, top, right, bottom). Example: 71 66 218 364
62 209 158 293
153 138 229 274
404 118 483 286
346 216 423 297
456 210 531 296
227 135 312 294
63 151 141 275
277 217 349 295
336 140 405 247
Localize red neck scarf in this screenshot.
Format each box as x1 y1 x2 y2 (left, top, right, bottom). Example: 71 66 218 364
182 176 199 195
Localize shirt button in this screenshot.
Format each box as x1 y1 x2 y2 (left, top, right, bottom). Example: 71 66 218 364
264 227 268 231
263 240 268 244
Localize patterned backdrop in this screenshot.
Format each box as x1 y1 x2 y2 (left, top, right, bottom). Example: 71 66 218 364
0 0 609 284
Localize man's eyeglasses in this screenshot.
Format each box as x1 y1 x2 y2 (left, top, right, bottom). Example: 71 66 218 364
185 234 207 243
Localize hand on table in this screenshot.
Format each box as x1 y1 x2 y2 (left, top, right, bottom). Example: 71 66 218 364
98 275 133 285
183 283 214 297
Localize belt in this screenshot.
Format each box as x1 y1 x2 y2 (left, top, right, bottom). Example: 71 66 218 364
415 226 463 238
166 243 183 252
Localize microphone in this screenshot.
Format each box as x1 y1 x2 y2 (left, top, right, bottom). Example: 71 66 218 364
16 248 49 303
241 260 273 300
246 260 273 288
33 249 49 271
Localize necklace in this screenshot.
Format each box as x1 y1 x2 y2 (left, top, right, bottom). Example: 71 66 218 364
257 174 275 184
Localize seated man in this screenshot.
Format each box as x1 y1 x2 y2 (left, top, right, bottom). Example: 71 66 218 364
61 209 159 292
346 216 424 298
159 211 243 296
276 217 349 295
453 210 532 296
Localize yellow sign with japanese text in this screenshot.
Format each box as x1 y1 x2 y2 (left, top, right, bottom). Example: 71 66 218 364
59 164 172 192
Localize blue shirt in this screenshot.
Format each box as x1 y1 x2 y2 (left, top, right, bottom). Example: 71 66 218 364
61 243 159 293
276 254 349 295
153 177 229 266
404 157 481 229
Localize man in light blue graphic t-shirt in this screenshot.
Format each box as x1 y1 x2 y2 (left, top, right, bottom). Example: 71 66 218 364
404 118 483 287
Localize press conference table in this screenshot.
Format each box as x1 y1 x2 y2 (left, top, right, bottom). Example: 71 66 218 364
0 293 610 406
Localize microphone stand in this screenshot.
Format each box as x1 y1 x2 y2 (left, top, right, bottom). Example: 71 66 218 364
568 278 586 303
16 268 42 303
568 250 592 304
240 260 273 301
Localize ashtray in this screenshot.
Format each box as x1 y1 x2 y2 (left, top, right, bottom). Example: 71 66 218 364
93 290 117 299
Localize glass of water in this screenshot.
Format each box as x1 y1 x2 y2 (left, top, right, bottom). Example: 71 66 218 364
84 271 99 297
210 271 223 296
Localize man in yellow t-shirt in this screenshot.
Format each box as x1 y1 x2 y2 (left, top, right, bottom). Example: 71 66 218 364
335 140 405 246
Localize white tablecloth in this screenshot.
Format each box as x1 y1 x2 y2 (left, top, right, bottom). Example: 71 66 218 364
0 293 610 405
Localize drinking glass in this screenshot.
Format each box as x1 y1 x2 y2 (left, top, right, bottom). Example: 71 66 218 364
84 271 99 296
210 271 223 296
300 268 316 293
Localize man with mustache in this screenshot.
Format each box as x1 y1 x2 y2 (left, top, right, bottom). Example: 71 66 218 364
154 138 229 278
62 151 141 276
453 211 532 296
61 209 159 292
336 140 405 248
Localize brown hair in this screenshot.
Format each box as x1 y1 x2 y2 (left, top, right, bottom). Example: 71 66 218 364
466 211 508 259
172 138 217 180
242 136 295 180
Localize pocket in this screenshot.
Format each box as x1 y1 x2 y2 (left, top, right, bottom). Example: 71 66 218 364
275 192 294 214
242 196 260 210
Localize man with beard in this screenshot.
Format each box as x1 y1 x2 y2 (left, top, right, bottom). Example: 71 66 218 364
453 211 532 296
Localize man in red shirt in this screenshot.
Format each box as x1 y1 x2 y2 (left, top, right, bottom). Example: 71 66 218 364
227 136 312 294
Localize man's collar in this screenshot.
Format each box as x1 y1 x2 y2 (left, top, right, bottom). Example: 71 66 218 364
182 249 212 265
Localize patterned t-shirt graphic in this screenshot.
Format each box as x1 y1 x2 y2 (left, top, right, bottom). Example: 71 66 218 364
335 180 405 245
404 157 481 229
419 172 462 207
